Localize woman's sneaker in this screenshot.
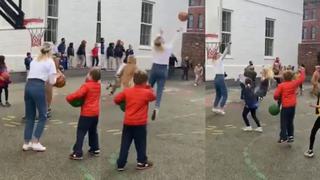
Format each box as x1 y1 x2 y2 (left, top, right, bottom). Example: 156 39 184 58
5 102 11 107
117 167 125 172
136 161 153 170
254 127 263 133
69 153 83 160
88 149 100 157
287 136 294 143
304 150 314 158
242 126 253 131
22 142 32 151
32 142 46 152
277 139 287 143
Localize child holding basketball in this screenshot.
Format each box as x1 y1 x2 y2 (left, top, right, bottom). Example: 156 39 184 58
0 55 11 107
242 78 262 132
114 70 156 171
66 68 101 160
304 93 320 158
274 66 305 143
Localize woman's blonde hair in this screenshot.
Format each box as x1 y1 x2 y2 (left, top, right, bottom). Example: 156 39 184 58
261 66 274 80
153 36 165 52
37 42 52 61
120 55 138 88
127 55 137 65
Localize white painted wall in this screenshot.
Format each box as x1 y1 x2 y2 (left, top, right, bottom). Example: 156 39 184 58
206 0 303 80
0 0 188 72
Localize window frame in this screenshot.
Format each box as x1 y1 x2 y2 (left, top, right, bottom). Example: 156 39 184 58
139 1 154 47
220 10 232 55
264 18 275 57
44 0 59 43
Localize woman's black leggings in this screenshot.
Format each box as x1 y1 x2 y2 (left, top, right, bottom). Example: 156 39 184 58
242 106 261 127
309 117 320 150
0 86 8 102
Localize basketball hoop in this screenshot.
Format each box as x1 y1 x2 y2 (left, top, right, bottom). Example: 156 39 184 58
24 18 45 47
206 42 219 60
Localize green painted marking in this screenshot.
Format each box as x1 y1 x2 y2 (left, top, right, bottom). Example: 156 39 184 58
84 173 95 180
256 172 267 180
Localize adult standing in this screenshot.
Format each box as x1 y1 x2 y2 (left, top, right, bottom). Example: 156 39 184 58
168 54 178 79
114 40 125 70
67 43 75 68
22 43 60 152
77 40 87 68
311 66 320 96
106 43 115 70
181 56 190 81
149 28 182 120
124 44 134 64
273 57 282 86
212 42 231 115
57 38 66 55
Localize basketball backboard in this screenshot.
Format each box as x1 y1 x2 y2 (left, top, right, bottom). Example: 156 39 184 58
0 0 46 30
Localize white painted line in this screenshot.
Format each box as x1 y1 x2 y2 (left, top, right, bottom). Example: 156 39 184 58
68 122 78 125
7 116 16 119
4 124 16 127
156 133 184 137
107 129 120 133
2 118 11 121
113 132 122 135
191 131 205 134
9 122 21 126
211 132 224 135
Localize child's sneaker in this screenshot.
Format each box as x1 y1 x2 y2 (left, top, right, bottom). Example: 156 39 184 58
69 152 83 160
88 149 100 157
32 142 46 152
304 150 314 158
0 102 5 107
211 108 220 113
136 161 153 170
242 126 253 131
5 102 11 107
47 108 52 119
287 136 294 143
151 109 159 121
22 142 32 151
254 127 263 133
117 167 125 172
217 109 226 115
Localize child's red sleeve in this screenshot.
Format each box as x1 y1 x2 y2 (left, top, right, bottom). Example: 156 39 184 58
147 90 156 102
293 70 305 87
114 92 125 105
66 84 88 103
274 85 282 101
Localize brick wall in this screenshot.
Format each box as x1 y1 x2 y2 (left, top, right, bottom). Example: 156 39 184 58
298 43 320 75
181 32 205 67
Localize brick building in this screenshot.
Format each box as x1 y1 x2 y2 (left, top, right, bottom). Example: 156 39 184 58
181 0 205 68
299 0 320 75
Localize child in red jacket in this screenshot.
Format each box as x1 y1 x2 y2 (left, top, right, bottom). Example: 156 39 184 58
91 43 99 67
66 68 101 160
274 66 305 143
114 70 156 171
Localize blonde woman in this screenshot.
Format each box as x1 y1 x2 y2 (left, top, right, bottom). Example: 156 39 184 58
22 43 60 152
119 55 137 88
256 66 274 100
149 28 182 120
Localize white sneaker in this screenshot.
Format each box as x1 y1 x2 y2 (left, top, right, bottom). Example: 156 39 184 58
217 109 226 115
254 127 263 133
32 142 46 152
242 126 253 131
22 142 32 151
212 108 220 113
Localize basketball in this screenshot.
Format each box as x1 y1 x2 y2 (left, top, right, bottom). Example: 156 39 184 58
269 104 280 116
54 75 66 88
119 101 126 112
178 12 188 22
69 98 84 107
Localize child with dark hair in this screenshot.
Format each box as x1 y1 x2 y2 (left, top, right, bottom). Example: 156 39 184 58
242 78 262 132
274 67 305 143
66 68 101 160
0 55 11 107
24 52 33 72
114 70 156 171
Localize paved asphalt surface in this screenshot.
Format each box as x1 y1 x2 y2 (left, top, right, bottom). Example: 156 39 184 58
0 76 205 180
206 85 320 180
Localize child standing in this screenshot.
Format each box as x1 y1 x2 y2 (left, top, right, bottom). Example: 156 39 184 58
274 66 305 143
66 69 101 160
194 63 203 86
304 93 320 158
0 55 11 107
24 52 33 72
242 78 262 132
114 70 156 171
91 43 99 67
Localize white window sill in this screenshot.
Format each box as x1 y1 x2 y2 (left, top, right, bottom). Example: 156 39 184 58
224 55 233 59
139 45 152 51
264 56 275 60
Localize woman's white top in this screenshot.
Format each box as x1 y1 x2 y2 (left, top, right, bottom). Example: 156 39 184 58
152 45 173 65
213 45 230 76
27 58 57 84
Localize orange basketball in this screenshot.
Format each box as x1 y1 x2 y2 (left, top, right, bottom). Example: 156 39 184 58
54 75 66 88
178 12 188 22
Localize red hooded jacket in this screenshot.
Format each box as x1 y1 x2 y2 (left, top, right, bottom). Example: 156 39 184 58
274 70 305 108
114 84 156 126
91 47 99 57
66 80 101 117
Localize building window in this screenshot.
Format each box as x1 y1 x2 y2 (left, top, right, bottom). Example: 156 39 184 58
265 18 275 56
312 27 316 39
189 0 196 6
140 1 153 46
303 27 308 39
187 15 194 29
303 9 309 20
96 0 101 42
198 14 204 29
44 0 58 42
220 10 231 54
312 9 317 19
